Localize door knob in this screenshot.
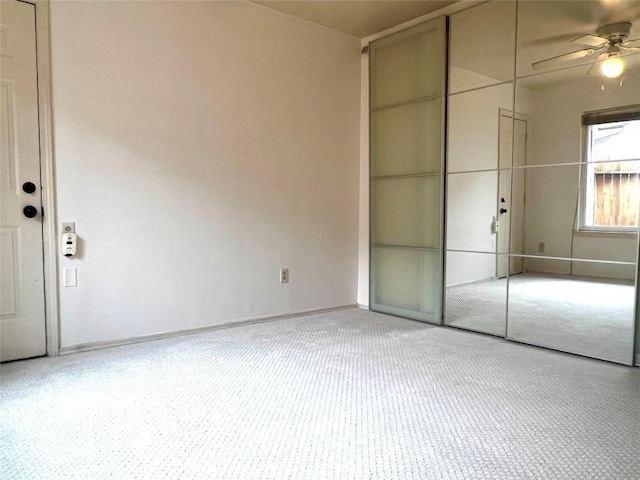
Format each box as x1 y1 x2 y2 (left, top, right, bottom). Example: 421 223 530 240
22 182 36 194
23 206 38 218
500 207 508 214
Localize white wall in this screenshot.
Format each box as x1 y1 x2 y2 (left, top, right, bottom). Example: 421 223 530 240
445 73 532 286
50 1 361 348
523 74 639 279
447 78 514 173
446 79 512 286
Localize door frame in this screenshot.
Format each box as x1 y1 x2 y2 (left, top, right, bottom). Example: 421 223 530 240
26 0 59 356
497 108 529 278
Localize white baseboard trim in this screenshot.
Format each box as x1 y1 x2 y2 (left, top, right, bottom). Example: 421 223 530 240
357 303 369 310
448 276 498 288
59 304 357 355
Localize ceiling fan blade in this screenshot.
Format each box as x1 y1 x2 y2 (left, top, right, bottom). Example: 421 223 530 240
520 32 591 49
619 45 640 52
532 48 598 70
621 38 640 47
572 34 609 47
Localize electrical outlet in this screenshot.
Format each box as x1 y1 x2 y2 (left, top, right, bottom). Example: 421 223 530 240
538 242 545 253
280 268 289 284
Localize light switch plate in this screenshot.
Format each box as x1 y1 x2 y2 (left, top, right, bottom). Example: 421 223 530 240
63 267 77 287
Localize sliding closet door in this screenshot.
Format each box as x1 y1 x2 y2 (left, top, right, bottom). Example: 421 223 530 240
507 0 639 365
369 18 446 323
444 0 516 336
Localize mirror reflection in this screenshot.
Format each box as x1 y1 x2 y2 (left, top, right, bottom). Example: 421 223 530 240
444 0 639 364
507 259 636 364
516 0 640 78
513 61 640 268
448 1 516 94
445 252 506 336
447 83 514 173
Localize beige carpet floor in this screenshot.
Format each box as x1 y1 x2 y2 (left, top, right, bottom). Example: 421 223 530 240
2 308 639 479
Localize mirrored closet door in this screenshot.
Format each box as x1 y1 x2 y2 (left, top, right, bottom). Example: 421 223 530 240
506 0 640 364
444 0 517 336
443 0 639 365
369 0 638 365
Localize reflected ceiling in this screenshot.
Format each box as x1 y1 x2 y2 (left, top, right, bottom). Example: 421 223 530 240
253 0 457 38
517 0 640 79
450 0 640 87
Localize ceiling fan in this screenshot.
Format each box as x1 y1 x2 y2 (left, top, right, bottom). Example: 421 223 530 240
532 22 640 78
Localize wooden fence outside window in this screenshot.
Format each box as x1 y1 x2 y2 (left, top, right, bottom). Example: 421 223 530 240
593 161 640 227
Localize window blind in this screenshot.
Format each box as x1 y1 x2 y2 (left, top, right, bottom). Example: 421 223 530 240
582 105 640 126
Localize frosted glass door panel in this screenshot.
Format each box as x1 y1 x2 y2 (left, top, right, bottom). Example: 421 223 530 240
372 176 441 248
371 98 442 177
446 171 498 253
449 1 516 94
369 16 445 324
371 18 445 109
445 251 506 336
507 260 636 365
371 247 441 323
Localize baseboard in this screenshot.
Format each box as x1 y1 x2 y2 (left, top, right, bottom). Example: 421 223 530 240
448 276 498 288
59 304 357 355
357 303 369 310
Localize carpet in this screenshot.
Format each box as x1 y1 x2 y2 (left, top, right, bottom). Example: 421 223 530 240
2 309 639 479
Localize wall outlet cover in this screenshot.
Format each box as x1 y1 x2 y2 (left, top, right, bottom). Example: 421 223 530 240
280 268 289 283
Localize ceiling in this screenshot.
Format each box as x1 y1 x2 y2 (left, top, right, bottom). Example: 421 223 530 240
252 0 640 87
253 0 457 38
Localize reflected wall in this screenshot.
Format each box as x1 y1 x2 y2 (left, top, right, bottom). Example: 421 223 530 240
444 1 516 336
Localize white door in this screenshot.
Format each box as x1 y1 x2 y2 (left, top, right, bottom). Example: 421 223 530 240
497 114 526 278
1 0 46 361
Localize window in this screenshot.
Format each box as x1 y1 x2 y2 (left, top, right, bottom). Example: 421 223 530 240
581 107 640 232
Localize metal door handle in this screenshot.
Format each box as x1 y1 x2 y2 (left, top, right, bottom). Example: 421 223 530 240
23 206 38 218
22 182 36 194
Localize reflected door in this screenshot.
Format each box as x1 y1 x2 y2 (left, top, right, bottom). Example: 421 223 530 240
369 18 446 323
497 114 526 277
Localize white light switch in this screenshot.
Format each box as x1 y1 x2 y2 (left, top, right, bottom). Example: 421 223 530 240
63 267 77 287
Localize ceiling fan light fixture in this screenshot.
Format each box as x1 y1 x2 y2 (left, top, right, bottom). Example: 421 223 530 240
601 55 625 78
